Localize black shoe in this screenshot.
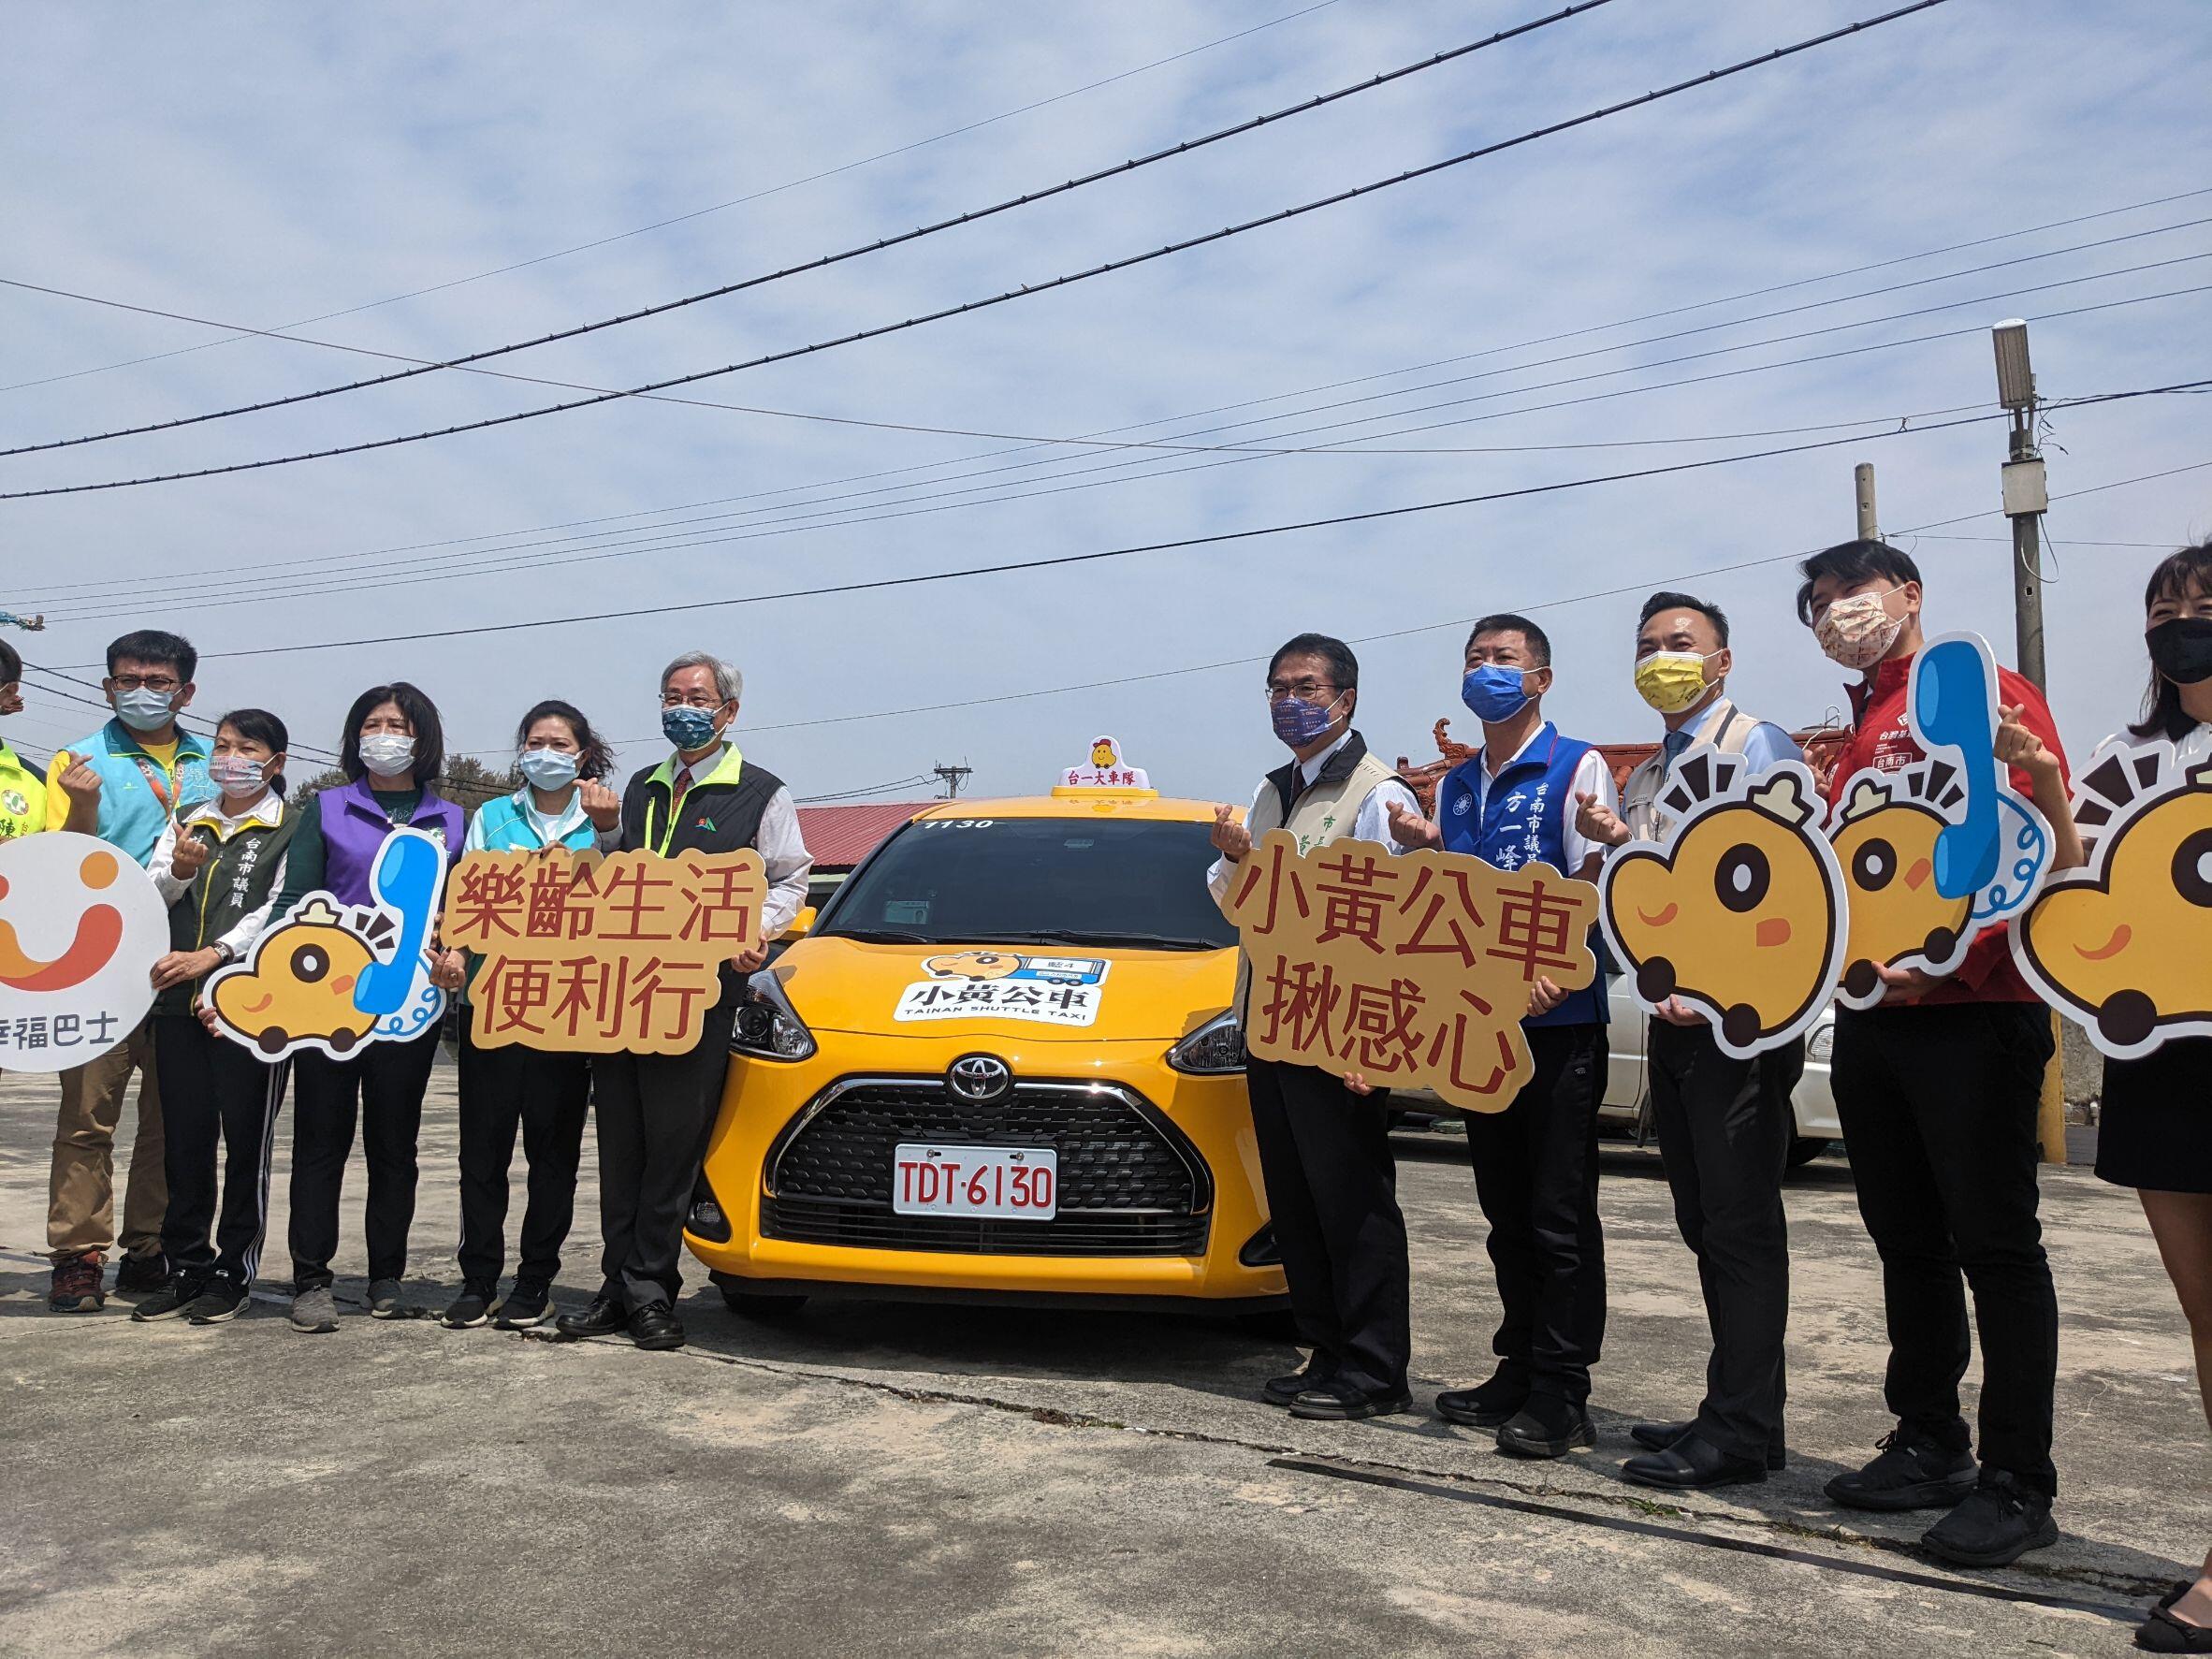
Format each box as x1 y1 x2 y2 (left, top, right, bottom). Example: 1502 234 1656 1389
1263 1353 1339 1407
1632 1418 1788 1471
2139 1604 2212 1653
495 1280 553 1330
1288 1381 1412 1421
442 1283 496 1329
129 1276 205 1322
1435 1371 1529 1429
1622 1431 1768 1491
628 1303 686 1351
556 1294 628 1338
183 1282 247 1324
1495 1397 1596 1460
1918 1470 2057 1568
1824 1429 1978 1512
114 1252 168 1293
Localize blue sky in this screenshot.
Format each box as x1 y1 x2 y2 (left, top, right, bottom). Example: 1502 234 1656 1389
3 0 2208 802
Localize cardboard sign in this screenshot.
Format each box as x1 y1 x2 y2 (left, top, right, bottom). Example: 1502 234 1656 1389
1225 830 1599 1112
0 831 168 1072
443 846 765 1054
2014 740 2212 1057
207 826 450 1060
1601 756 1845 1060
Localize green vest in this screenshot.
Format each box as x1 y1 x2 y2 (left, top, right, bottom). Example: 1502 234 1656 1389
158 802 298 1015
0 741 45 840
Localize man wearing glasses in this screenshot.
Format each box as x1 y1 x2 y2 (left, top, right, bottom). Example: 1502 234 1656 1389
557 651 812 1353
43 630 211 1312
1208 633 1422 1419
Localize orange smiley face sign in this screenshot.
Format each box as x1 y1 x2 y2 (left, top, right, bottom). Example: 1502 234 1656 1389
0 830 169 1071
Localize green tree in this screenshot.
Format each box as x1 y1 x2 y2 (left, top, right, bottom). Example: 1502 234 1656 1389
288 756 517 813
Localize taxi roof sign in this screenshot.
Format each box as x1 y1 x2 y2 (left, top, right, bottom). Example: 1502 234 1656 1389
1053 735 1157 798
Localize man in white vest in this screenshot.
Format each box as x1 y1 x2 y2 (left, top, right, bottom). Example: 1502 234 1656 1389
1576 590 1804 1490
1208 633 1421 1420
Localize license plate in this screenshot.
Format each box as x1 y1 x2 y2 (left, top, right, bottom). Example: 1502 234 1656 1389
892 1143 1058 1219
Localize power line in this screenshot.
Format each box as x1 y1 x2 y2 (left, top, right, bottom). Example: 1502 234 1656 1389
22 183 2197 606
0 1 1953 502
13 662 346 764
0 0 1350 399
2 2 1617 460
796 774 937 804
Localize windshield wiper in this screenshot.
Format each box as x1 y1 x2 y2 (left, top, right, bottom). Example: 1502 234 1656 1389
963 929 1225 952
823 926 938 944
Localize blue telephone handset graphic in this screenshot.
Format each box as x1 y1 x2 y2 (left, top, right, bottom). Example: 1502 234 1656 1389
1909 634 2047 921
354 828 447 1038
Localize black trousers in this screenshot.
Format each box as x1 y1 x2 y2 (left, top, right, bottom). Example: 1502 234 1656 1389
287 1026 441 1291
591 999 739 1311
1245 1055 1410 1396
152 1014 287 1288
1463 1023 1608 1405
1831 1000 2059 1496
1648 1019 1799 1460
456 1026 589 1290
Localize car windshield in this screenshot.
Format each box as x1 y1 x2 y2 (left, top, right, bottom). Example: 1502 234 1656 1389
819 817 1237 951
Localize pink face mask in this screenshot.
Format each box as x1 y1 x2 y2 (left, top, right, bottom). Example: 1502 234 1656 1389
1814 588 1905 670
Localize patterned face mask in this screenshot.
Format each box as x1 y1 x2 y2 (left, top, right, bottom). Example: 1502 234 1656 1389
1813 588 1905 670
1270 690 1345 749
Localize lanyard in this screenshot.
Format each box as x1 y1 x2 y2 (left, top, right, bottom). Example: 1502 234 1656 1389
129 753 177 814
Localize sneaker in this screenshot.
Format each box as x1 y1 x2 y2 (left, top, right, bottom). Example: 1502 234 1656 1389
494 1281 554 1330
129 1277 207 1322
1824 1429 1978 1512
368 1278 407 1319
114 1251 168 1293
1919 1470 2058 1567
184 1282 248 1324
290 1286 339 1333
49 1252 105 1313
442 1283 495 1329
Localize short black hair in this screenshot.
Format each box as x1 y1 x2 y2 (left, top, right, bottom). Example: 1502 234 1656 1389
1795 540 1920 626
1466 612 1550 666
2132 539 2212 741
339 682 445 787
516 698 615 781
0 638 20 685
217 708 291 795
1267 633 1359 691
1638 590 1730 647
106 629 197 683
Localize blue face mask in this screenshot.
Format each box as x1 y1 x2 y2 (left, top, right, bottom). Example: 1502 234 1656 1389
518 748 580 791
1461 663 1535 723
113 687 177 733
662 705 720 751
1270 691 1344 750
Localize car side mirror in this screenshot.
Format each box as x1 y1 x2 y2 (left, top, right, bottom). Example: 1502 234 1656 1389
782 905 817 939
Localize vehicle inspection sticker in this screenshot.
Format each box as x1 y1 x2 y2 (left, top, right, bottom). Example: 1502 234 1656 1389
894 953 1111 1026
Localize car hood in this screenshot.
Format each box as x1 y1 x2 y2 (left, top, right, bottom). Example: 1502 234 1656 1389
777 937 1235 1044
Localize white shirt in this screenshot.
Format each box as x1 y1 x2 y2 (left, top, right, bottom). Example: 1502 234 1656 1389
2092 721 2212 772
1465 726 1617 878
1206 733 1421 908
150 792 291 958
750 788 814 937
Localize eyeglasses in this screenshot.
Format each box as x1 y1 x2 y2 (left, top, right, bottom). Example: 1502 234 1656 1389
660 691 728 709
110 674 182 693
1263 679 1339 703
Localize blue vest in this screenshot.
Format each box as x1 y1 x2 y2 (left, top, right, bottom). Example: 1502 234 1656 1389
1436 721 1605 1028
469 790 599 853
60 719 213 867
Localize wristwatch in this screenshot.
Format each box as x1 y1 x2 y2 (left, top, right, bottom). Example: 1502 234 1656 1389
209 941 236 968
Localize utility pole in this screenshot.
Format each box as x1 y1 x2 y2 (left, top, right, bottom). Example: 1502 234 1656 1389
931 763 971 800
1991 319 2048 691
1854 462 1880 542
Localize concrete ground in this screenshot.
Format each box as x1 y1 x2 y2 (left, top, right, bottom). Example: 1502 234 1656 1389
1 1061 2204 1659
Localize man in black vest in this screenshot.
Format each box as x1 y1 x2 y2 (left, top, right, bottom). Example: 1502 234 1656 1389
558 651 812 1351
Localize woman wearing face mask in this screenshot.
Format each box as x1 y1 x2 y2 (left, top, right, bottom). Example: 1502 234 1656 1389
133 710 297 1326
2023 542 2212 1651
269 683 464 1334
429 701 620 1332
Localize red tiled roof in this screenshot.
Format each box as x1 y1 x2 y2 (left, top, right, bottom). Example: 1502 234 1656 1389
1395 718 1845 812
797 801 936 870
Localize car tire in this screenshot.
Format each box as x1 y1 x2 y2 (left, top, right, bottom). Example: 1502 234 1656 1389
718 1288 808 1319
1785 1136 1832 1170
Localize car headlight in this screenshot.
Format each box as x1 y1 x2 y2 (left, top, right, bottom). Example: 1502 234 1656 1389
1806 1021 1835 1065
731 969 815 1062
1167 1010 1244 1074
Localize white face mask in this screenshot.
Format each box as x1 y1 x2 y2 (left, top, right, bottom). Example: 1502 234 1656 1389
1814 588 1906 670
358 733 415 777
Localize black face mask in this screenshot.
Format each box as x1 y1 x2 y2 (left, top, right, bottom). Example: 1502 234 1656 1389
2148 617 2212 686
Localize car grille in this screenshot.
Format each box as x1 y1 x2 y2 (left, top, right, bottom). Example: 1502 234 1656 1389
764 1078 1210 1258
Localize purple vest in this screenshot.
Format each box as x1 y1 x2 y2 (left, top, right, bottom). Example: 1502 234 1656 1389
321 777 465 907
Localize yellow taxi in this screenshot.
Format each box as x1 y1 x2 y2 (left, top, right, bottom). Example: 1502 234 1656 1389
682 744 1283 1317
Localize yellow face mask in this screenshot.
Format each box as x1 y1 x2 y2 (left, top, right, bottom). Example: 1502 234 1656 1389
1634 649 1717 714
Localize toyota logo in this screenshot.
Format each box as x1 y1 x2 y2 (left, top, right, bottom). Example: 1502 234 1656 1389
947 1054 1011 1103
